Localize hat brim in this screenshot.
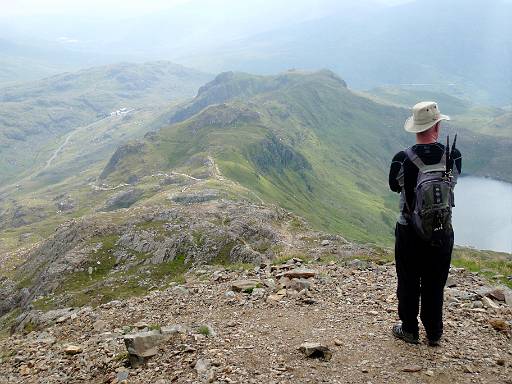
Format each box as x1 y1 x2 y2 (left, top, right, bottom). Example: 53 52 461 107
404 114 450 133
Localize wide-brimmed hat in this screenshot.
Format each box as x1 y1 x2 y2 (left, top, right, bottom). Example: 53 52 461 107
404 101 450 133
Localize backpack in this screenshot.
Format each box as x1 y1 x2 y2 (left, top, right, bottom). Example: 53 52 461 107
404 144 455 242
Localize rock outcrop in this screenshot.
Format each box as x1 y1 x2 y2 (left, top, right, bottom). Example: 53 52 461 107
0 200 361 317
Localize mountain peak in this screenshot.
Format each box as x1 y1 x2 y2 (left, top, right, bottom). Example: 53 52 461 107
170 69 347 125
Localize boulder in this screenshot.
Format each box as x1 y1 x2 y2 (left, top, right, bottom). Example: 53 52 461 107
123 330 164 368
505 290 512 307
488 318 510 334
298 342 332 361
487 287 512 305
116 370 129 382
403 365 422 373
482 296 500 309
251 288 266 300
195 358 216 383
289 278 312 292
161 324 189 336
283 269 317 279
63 345 82 355
231 279 261 292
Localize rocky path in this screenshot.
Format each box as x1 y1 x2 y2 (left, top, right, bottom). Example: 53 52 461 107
0 260 511 384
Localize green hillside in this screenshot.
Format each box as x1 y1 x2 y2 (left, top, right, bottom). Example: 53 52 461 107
101 70 512 244
0 61 211 184
1 69 509 255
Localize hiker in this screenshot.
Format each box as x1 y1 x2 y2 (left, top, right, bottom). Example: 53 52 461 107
388 101 462 346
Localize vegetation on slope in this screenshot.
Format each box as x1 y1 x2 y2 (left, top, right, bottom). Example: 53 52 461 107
0 61 211 184
101 70 512 245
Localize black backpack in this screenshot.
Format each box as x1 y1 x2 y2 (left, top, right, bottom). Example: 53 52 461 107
405 136 457 242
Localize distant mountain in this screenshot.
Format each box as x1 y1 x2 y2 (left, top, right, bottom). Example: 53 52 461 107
365 87 512 138
100 70 512 243
180 0 512 106
0 61 212 184
0 39 67 85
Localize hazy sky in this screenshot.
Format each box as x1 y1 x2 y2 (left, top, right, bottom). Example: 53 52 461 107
0 0 412 17
0 0 189 17
0 0 415 50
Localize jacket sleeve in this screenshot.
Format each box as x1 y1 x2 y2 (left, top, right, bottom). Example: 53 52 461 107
389 151 406 193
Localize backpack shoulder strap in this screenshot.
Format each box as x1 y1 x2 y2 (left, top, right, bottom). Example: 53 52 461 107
405 147 446 173
404 147 426 170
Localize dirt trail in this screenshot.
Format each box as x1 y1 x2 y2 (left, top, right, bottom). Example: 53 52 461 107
43 117 110 170
0 261 510 384
43 131 77 169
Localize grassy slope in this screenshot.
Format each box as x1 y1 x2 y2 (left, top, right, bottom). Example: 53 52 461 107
103 70 512 245
0 61 211 184
2 70 510 258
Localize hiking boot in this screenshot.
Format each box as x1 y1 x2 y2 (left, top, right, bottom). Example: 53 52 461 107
392 323 419 344
427 338 441 347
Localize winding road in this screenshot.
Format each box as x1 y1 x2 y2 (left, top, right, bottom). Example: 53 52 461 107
43 131 77 169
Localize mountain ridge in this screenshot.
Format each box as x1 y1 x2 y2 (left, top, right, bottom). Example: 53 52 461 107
99 69 512 244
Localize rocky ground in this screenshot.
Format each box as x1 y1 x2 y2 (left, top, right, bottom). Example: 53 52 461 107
1 257 511 384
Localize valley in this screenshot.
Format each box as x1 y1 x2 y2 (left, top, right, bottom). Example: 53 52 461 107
1 66 511 259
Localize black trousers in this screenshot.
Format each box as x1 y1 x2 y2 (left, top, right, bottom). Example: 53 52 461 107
394 222 453 340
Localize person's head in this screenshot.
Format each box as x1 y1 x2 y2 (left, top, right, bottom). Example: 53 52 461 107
416 121 440 144
404 101 449 142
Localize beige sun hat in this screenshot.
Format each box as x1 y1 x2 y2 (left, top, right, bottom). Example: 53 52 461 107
404 101 450 133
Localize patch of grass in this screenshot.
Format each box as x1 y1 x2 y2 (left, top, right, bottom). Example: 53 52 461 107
289 217 305 230
32 296 56 311
198 325 211 336
271 254 295 265
209 242 236 265
452 247 512 288
0 308 21 339
114 352 130 362
135 221 167 241
0 348 16 362
56 234 119 293
28 251 191 309
223 262 254 271
314 254 341 264
23 321 36 334
148 324 161 331
192 230 206 247
146 254 189 283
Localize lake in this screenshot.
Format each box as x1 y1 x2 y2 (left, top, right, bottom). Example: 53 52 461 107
452 176 512 253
